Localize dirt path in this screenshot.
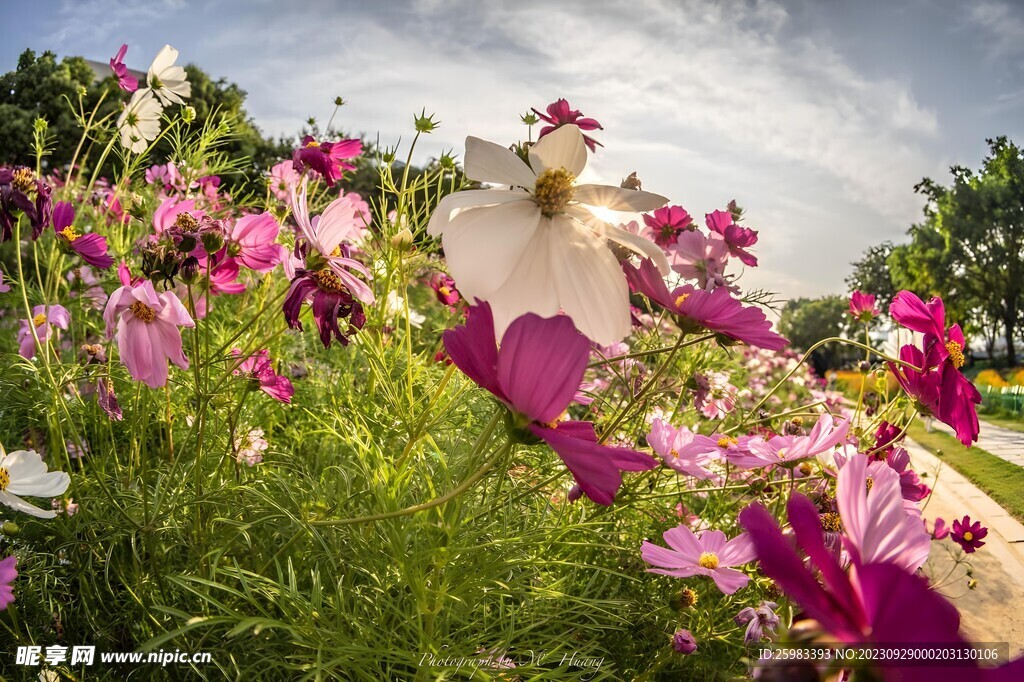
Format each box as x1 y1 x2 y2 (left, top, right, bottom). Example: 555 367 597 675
906 438 1024 658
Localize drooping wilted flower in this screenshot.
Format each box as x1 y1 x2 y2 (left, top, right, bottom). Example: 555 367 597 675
0 166 53 240
734 601 779 645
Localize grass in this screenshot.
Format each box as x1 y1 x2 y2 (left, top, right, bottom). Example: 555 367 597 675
907 421 1024 522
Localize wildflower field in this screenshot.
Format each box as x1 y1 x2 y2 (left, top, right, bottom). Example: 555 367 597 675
0 41 1021 681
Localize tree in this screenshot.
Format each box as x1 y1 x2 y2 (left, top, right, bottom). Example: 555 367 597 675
914 137 1024 366
846 241 897 313
777 296 853 374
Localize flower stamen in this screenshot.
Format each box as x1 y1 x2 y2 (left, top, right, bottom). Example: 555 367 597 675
60 226 81 242
33 313 47 327
0 467 9 491
698 552 719 570
945 341 965 369
717 436 738 448
129 300 157 322
11 167 35 194
532 167 575 217
312 269 344 293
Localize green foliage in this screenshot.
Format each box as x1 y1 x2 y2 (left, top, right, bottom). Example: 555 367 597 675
777 295 852 371
846 241 896 313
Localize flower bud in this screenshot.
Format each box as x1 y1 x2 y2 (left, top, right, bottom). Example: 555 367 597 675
620 172 642 191
179 256 201 285
182 105 197 124
2 521 20 536
390 227 414 250
201 229 225 254
413 108 439 133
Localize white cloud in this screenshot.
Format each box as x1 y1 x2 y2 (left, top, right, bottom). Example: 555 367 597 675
966 1 1024 59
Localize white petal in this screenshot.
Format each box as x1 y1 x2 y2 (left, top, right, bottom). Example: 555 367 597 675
529 125 587 177
442 199 542 300
1 449 48 479
465 137 537 188
483 221 561 340
426 189 527 236
573 184 668 212
0 491 58 519
549 217 631 345
7 470 70 498
569 207 670 276
148 45 179 81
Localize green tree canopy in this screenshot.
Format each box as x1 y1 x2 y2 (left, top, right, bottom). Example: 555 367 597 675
778 295 853 373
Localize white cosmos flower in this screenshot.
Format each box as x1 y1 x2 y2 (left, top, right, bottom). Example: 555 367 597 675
427 124 670 345
146 44 191 106
116 89 163 154
0 443 71 519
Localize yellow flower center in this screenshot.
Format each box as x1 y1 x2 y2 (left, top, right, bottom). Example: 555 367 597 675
945 341 965 369
305 140 320 148
174 212 199 232
0 467 9 491
11 167 35 194
329 245 342 257
60 226 81 242
129 300 157 322
717 436 738 448
674 293 690 308
820 512 842 532
532 167 576 217
698 552 719 570
33 313 47 327
963 531 973 542
311 269 344 293
677 587 698 608
438 286 451 297
865 477 874 491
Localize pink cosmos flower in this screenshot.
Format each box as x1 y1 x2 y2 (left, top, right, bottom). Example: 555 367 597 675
641 524 756 594
231 348 294 403
103 280 195 388
145 161 184 192
152 197 205 235
646 418 721 481
52 201 114 269
927 517 949 540
671 629 697 655
235 427 268 467
950 515 987 553
0 555 16 611
292 135 362 187
836 453 931 573
849 290 879 323
642 205 694 248
624 257 788 350
17 304 70 359
227 212 284 273
666 230 731 290
747 412 850 465
705 209 758 267
109 44 138 92
735 601 780 645
531 98 603 151
443 301 656 505
268 161 301 202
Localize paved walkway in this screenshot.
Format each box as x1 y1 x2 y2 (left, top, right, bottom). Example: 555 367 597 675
905 437 1024 656
927 417 1024 466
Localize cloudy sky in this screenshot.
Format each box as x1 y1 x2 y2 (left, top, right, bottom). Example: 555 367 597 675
4 0 1023 300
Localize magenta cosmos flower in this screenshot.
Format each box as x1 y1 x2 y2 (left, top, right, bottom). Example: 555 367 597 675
430 272 461 307
0 555 15 610
624 257 788 350
642 205 694 248
705 209 758 267
671 629 697 655
532 98 603 151
443 302 657 505
739 494 961 647
17 304 70 359
283 182 373 348
666 230 731 290
849 290 879 322
231 348 294 403
109 44 138 92
103 280 195 388
226 212 284 274
888 291 980 445
52 202 114 269
292 135 362 187
268 161 300 202
641 524 756 594
950 515 987 553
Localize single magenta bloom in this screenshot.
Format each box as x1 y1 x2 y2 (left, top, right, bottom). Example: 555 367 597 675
109 43 138 92
950 515 988 553
705 209 758 267
292 135 362 187
443 301 656 505
642 524 756 595
52 201 114 269
849 290 879 322
0 555 16 611
532 98 603 151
